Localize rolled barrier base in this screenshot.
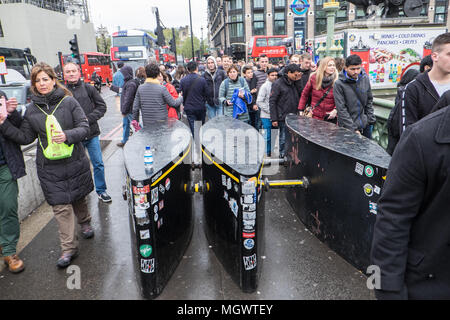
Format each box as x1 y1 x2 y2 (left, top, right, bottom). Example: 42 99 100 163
285 114 391 271
201 116 266 293
123 120 193 299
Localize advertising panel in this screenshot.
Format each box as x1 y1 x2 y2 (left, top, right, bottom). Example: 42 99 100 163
346 28 446 88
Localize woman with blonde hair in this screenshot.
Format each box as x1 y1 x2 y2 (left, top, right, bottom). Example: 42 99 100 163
0 62 94 268
298 56 338 122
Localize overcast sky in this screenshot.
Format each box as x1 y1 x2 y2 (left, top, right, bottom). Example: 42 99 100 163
88 0 208 39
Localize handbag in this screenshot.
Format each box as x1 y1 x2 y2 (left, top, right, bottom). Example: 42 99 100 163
303 86 332 118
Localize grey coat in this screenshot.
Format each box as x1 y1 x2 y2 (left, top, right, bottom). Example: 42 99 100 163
333 71 376 132
133 81 183 127
257 79 273 119
218 76 250 121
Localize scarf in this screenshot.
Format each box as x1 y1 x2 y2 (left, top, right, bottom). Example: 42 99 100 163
321 74 335 89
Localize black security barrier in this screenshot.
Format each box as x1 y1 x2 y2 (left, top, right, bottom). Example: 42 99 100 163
123 119 193 299
285 114 391 271
201 116 266 293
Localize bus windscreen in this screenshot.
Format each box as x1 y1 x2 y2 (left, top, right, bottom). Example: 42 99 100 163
113 36 144 47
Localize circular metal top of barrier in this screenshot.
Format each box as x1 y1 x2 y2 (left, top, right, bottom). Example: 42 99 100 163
286 114 391 169
201 115 265 176
123 119 192 181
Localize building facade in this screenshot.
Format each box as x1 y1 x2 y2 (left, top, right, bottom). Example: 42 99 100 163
0 0 96 67
208 0 450 58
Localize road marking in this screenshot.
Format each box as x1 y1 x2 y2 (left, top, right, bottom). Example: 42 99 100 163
101 123 122 140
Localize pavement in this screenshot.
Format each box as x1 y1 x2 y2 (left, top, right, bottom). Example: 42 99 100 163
0 88 375 300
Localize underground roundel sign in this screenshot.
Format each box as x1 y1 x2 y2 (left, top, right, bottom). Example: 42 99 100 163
290 0 310 16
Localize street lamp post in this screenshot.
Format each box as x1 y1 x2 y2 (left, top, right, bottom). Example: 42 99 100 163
189 0 195 59
201 26 204 58
222 2 228 55
323 1 340 59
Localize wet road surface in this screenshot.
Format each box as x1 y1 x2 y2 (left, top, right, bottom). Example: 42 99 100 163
0 88 375 300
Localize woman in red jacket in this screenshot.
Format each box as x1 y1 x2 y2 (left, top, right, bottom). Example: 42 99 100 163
159 71 180 119
298 56 338 123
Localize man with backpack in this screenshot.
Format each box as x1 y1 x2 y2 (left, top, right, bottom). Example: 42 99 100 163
180 61 207 135
108 65 140 147
386 69 419 155
64 63 112 203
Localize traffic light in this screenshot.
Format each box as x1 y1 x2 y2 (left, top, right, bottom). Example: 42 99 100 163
69 34 80 63
156 26 165 46
169 38 176 53
231 45 236 56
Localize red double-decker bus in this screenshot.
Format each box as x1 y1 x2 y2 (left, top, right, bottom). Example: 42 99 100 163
247 35 289 63
156 46 176 64
63 52 113 84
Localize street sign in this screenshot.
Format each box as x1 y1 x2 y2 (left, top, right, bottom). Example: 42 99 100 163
290 0 310 16
0 56 7 75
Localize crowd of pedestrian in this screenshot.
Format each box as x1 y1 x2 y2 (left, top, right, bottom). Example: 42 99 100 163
2 31 450 300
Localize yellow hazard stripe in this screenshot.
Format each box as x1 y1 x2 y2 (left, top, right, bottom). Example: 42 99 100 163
201 147 240 183
264 181 303 187
151 141 192 187
257 159 265 186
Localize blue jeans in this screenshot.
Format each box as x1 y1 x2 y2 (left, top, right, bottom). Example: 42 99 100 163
82 136 107 195
122 113 133 144
248 108 261 130
278 121 287 157
261 118 272 156
206 103 223 119
185 109 206 137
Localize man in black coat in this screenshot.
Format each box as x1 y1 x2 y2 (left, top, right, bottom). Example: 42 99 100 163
402 33 450 131
108 65 139 147
64 63 111 203
0 90 26 273
370 105 450 299
269 63 302 158
203 56 227 119
180 61 207 136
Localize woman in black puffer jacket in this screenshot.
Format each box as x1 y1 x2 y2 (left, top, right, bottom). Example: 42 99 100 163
0 62 94 268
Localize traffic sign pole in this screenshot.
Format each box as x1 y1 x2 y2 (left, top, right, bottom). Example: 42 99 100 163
0 56 7 84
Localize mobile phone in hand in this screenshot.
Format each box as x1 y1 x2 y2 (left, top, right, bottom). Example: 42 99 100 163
0 96 7 118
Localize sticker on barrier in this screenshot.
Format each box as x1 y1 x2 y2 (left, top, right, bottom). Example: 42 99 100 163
141 258 155 273
243 254 257 271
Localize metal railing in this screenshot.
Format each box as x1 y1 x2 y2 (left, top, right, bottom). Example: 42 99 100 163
372 97 395 150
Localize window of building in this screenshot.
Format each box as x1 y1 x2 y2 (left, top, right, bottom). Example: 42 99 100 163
0 20 3 38
253 13 265 35
253 0 264 9
229 14 244 38
315 10 327 35
274 0 286 7
356 9 365 19
336 2 348 23
435 0 448 23
228 0 243 10
274 11 286 35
